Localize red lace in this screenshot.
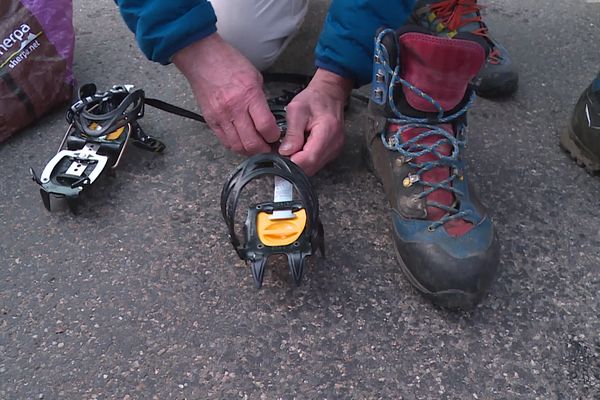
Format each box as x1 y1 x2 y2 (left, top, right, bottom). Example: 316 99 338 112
429 0 501 64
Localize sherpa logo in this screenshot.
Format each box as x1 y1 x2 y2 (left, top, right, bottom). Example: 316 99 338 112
0 24 32 56
0 23 43 69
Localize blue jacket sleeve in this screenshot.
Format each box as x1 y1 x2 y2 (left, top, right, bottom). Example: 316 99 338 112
115 0 217 64
315 0 415 86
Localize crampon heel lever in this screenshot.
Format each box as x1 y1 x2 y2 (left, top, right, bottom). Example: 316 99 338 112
221 153 325 288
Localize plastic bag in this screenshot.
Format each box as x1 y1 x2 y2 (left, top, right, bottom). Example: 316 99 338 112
0 0 74 142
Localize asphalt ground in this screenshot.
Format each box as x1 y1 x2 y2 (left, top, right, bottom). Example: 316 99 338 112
1 0 600 398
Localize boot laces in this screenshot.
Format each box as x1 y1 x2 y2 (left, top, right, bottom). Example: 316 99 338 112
426 0 502 64
375 29 479 230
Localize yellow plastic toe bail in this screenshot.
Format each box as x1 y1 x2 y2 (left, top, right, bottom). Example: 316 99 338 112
256 208 307 247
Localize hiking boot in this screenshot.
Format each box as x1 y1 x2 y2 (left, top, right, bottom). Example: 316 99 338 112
411 0 518 98
560 75 600 172
365 26 500 309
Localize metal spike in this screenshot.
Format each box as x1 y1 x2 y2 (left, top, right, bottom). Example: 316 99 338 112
39 189 51 211
30 167 42 185
318 240 325 258
317 223 325 258
287 253 306 286
67 197 80 215
250 258 268 289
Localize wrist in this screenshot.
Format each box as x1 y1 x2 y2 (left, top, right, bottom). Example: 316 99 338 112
311 68 354 101
172 33 225 80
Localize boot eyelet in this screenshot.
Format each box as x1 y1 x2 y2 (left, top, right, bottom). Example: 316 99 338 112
403 174 420 188
427 225 436 232
373 88 384 101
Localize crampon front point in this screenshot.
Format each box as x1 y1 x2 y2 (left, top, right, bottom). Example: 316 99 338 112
221 153 325 288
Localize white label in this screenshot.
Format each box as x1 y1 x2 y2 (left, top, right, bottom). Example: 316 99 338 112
271 176 295 220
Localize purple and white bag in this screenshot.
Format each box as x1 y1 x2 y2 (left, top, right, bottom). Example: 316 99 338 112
0 0 74 142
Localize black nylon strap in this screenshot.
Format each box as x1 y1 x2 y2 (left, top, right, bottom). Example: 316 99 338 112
145 97 206 123
146 72 313 123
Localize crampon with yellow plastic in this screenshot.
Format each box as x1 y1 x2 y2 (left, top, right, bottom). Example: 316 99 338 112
221 153 325 288
29 83 181 212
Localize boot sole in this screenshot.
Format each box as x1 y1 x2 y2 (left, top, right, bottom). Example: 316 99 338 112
559 125 600 173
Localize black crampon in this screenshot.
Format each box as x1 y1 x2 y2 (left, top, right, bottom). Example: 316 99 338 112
30 84 172 212
221 153 325 288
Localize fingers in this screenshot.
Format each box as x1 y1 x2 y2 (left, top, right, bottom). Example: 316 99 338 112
233 111 271 154
248 98 280 144
290 120 345 176
206 93 275 155
214 119 247 155
279 101 309 156
209 92 276 156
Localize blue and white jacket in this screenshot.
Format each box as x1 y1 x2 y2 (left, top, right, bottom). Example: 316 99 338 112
115 0 415 86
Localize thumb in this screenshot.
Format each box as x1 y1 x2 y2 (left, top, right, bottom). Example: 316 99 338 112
279 102 308 156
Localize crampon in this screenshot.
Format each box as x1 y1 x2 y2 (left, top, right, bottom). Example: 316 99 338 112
29 83 204 212
221 152 325 288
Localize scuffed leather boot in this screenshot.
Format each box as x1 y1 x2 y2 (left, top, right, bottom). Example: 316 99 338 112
365 26 500 309
560 75 600 172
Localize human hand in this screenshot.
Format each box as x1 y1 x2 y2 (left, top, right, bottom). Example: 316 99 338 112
173 33 280 155
279 68 354 176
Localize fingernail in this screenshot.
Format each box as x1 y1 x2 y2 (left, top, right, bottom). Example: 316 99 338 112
279 143 292 152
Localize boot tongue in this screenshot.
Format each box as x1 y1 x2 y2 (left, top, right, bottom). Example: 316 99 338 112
395 31 485 235
398 31 485 112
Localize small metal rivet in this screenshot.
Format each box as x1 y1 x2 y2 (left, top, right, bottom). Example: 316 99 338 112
403 174 419 188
